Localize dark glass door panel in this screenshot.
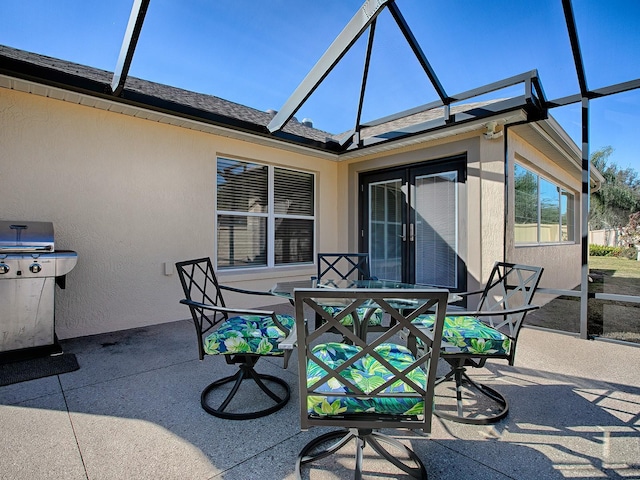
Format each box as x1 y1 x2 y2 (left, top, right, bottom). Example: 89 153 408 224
360 156 466 290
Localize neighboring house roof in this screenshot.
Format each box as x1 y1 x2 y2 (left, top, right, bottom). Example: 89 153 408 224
355 98 516 145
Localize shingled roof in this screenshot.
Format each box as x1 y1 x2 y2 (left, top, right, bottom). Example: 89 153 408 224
0 45 338 148
0 45 544 154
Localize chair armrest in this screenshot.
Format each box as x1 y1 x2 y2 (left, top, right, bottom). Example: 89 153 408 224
218 284 292 332
278 324 297 350
455 289 485 298
219 285 274 296
180 298 291 335
456 285 537 299
180 298 274 317
443 304 540 318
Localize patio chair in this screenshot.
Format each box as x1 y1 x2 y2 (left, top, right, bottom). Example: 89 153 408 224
317 252 373 284
293 287 447 479
314 253 385 333
407 262 543 424
175 257 293 420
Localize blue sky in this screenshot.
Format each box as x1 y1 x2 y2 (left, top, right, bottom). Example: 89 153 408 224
1 0 639 169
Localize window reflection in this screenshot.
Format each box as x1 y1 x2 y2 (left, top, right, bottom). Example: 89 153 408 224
514 164 575 244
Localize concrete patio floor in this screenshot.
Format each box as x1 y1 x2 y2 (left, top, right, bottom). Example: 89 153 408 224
1 305 639 480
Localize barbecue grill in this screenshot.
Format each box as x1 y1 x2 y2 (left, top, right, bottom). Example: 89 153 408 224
0 221 77 356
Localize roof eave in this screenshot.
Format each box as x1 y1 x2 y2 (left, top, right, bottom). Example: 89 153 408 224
0 54 343 156
534 116 604 190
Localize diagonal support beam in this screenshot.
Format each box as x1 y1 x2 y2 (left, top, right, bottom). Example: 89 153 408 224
387 1 449 104
110 0 151 96
354 18 377 145
268 0 392 133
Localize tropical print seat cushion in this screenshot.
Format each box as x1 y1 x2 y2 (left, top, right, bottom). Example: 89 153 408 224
203 314 295 356
306 342 426 416
413 315 510 356
320 306 383 327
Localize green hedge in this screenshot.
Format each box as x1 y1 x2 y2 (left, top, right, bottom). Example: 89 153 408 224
590 245 623 256
589 245 637 258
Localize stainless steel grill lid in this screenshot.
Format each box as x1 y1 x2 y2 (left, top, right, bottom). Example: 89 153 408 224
0 221 54 252
0 220 77 353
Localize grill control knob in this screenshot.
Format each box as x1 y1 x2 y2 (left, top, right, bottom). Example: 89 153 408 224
0 263 9 274
29 263 42 274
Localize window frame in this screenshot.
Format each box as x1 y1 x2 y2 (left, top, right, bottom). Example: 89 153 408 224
215 157 316 270
514 162 576 245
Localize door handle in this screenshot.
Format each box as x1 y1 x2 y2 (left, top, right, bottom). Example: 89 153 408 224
401 224 407 242
410 223 415 242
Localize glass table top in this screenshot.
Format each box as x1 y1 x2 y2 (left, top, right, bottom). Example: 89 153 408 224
271 279 461 303
272 279 434 296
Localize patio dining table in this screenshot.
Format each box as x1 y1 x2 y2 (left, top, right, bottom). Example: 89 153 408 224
271 279 523 424
271 278 461 342
271 278 462 298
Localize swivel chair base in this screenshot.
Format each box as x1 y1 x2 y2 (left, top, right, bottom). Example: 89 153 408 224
435 363 508 425
201 363 290 420
296 428 426 480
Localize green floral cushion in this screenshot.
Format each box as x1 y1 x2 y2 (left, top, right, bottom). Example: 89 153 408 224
413 315 511 356
306 342 426 416
320 306 383 326
203 314 294 356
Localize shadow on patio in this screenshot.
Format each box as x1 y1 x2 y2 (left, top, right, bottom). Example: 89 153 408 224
1 307 639 479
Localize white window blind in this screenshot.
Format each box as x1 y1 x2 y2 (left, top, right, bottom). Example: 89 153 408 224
415 171 458 288
217 158 314 269
274 168 314 265
368 180 403 281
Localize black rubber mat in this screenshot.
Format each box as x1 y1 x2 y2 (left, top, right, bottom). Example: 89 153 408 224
0 353 79 386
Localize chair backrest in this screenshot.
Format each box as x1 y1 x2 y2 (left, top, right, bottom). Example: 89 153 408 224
476 262 543 342
294 288 448 433
317 253 372 284
175 257 226 360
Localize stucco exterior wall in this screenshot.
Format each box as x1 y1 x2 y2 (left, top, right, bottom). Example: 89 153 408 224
478 136 507 280
1 89 339 338
1 86 588 340
343 127 585 295
506 128 583 290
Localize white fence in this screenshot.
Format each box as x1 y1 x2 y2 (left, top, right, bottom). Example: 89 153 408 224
589 229 621 247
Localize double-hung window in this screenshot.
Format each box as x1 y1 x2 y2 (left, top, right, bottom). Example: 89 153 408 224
514 163 575 244
216 157 315 269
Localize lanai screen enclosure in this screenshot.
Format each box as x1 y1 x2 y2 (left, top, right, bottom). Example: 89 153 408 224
3 0 639 341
